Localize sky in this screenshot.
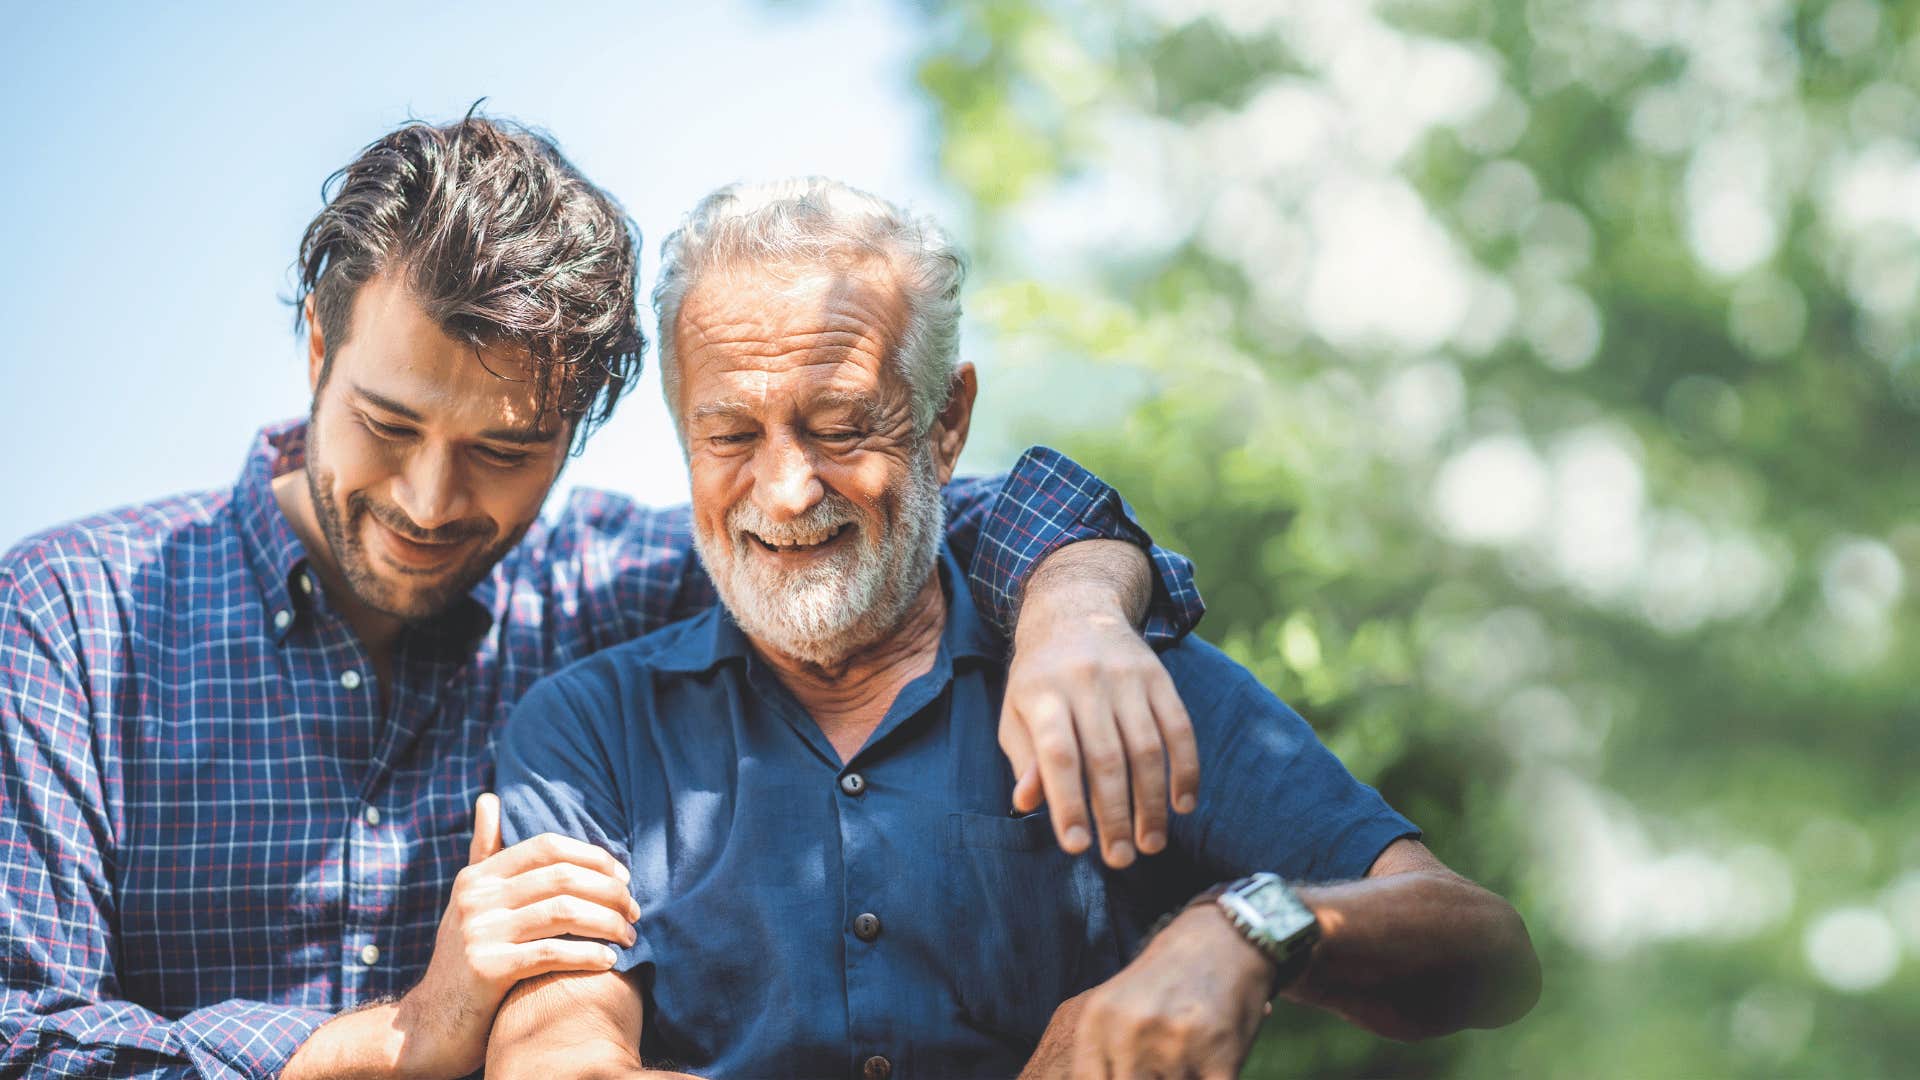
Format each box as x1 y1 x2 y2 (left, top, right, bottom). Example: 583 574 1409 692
0 0 960 550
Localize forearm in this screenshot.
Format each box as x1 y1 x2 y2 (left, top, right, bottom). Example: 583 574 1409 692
281 1003 406 1080
488 1034 653 1080
1017 538 1152 634
1288 870 1541 1039
488 972 690 1080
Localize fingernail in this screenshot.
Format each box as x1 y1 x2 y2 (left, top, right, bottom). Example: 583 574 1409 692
1175 794 1197 814
1109 841 1136 866
602 945 620 966
1064 825 1090 851
1141 831 1165 854
616 863 631 882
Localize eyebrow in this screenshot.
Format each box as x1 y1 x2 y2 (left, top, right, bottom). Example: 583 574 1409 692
352 384 561 446
688 391 885 426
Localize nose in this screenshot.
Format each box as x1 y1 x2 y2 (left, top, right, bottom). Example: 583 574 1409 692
753 430 823 521
391 443 470 533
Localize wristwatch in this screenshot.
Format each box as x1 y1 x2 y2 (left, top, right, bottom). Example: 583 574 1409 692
1201 872 1320 996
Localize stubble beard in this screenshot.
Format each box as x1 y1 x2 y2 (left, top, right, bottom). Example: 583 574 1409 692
303 419 521 623
694 445 947 669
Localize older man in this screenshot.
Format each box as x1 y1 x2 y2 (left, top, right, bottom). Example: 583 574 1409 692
487 179 1540 1078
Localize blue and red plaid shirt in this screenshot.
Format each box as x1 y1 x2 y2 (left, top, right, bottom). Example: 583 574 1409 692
0 420 1201 1080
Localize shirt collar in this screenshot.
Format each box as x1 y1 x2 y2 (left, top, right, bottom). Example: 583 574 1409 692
232 418 498 648
659 543 1005 675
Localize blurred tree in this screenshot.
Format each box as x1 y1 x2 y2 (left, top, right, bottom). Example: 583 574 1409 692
912 0 1920 1075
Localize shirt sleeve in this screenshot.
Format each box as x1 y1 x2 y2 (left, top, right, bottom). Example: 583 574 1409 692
952 446 1205 645
1162 638 1419 888
495 670 650 973
0 560 329 1080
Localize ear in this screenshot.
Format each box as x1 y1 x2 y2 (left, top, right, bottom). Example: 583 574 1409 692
929 362 977 485
304 295 326 393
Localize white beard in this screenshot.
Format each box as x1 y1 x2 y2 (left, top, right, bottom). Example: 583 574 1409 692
693 445 946 668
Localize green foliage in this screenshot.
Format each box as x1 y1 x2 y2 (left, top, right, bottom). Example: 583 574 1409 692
916 0 1920 1075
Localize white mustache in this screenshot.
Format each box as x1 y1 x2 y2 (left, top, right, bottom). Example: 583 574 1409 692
727 495 859 547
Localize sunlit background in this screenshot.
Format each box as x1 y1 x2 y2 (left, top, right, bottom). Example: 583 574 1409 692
4 1 1918 1076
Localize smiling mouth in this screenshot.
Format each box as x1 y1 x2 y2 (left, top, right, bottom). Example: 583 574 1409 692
373 519 470 572
746 523 852 554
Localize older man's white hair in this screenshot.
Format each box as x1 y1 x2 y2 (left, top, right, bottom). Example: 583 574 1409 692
651 177 967 435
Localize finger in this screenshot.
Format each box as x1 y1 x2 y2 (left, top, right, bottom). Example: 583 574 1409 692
486 831 631 883
997 705 1040 814
500 938 621 982
469 793 503 865
1023 694 1092 855
1071 693 1137 869
1012 765 1044 815
505 895 638 947
1112 690 1169 856
504 861 642 923
1147 674 1200 815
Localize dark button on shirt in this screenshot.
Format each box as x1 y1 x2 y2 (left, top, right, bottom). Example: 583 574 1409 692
500 547 1416 1077
840 771 868 796
853 913 883 942
863 1054 893 1080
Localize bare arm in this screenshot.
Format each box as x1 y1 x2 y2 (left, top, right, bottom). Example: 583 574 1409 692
1285 838 1542 1039
487 970 697 1080
1001 539 1201 870
1032 839 1540 1078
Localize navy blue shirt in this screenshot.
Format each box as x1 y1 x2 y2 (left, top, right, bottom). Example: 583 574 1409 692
498 549 1417 1078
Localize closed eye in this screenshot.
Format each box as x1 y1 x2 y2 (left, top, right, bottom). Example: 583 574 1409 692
475 446 531 468
363 416 414 440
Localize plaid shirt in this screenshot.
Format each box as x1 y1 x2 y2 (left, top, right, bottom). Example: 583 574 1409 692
0 421 1201 1080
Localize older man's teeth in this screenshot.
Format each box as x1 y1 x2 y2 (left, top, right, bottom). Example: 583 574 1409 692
752 523 849 551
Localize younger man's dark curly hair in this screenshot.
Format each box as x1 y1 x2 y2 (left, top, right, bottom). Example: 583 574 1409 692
293 109 642 452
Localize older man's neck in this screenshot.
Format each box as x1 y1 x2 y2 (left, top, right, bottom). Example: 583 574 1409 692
759 576 948 763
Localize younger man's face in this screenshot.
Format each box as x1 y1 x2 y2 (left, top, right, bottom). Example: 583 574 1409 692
303 271 570 621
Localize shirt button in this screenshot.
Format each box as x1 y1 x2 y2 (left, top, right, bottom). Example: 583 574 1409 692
861 1055 892 1080
360 943 380 966
852 912 882 942
363 805 381 826
299 573 314 596
272 609 291 630
340 670 363 691
839 772 866 797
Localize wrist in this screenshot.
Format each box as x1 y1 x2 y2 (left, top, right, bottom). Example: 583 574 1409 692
1159 905 1278 998
282 1002 410 1080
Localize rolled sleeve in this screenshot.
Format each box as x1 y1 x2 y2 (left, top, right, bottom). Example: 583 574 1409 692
964 446 1205 645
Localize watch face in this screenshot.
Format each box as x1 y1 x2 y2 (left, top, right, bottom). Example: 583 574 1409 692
1240 878 1317 941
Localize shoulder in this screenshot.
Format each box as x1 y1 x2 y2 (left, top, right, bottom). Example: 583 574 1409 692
2 489 234 621
1156 636 1288 717
506 609 723 732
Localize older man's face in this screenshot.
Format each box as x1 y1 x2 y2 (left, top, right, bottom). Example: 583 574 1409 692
672 261 970 665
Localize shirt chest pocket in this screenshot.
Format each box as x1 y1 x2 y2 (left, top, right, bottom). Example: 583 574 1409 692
943 811 1124 1046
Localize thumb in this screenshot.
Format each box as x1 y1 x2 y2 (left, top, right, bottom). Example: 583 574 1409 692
469 792 503 865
